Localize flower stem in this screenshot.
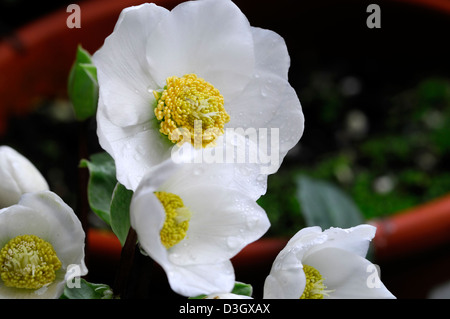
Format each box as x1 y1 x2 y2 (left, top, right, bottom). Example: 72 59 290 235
113 227 137 298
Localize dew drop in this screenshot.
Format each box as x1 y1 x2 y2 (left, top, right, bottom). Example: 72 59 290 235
227 237 241 250
193 167 203 176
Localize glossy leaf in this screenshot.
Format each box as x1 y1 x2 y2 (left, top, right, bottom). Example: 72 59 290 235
68 45 98 121
231 282 253 297
110 183 133 246
61 279 113 299
79 152 117 225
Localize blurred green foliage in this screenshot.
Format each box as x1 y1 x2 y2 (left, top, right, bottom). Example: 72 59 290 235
259 77 450 237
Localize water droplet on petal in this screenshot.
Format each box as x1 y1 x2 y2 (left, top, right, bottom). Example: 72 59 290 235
193 167 203 176
227 237 241 250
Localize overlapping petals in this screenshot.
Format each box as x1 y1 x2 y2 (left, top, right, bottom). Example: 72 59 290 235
263 225 396 299
93 0 304 191
130 156 270 297
0 191 87 299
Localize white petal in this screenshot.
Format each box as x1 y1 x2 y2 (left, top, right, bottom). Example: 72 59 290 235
251 27 290 81
0 191 86 299
305 225 376 260
130 181 168 267
14 192 86 270
167 132 268 201
0 146 49 208
283 226 325 251
304 247 395 299
166 260 235 297
226 76 304 175
130 184 236 297
96 96 174 190
145 0 254 100
167 185 270 265
263 246 306 299
224 26 304 174
93 3 169 127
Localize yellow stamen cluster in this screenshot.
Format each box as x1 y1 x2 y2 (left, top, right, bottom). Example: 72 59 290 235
300 264 330 299
0 235 62 289
154 74 229 147
155 191 192 249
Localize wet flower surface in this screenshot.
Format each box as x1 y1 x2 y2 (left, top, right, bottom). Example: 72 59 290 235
130 156 270 297
93 0 304 191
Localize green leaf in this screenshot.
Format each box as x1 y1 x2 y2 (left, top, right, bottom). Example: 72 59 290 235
68 45 98 121
61 279 113 299
296 175 365 229
80 152 117 225
231 282 253 297
110 183 133 246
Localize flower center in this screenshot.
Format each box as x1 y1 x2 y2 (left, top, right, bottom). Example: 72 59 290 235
154 74 230 148
155 191 192 249
300 264 332 299
0 235 62 290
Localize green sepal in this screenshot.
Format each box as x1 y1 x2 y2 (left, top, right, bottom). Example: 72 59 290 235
110 183 133 246
79 152 117 225
231 281 253 297
61 278 113 299
68 45 98 121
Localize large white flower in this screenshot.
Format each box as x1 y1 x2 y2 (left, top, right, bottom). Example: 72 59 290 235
263 225 395 299
0 146 49 208
93 0 304 191
0 191 87 299
130 156 270 297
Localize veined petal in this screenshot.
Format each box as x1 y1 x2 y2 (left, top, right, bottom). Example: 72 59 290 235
93 3 169 127
145 0 255 100
167 185 270 265
304 247 396 299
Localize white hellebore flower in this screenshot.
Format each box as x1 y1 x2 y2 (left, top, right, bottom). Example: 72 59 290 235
0 146 49 208
93 0 304 191
263 225 396 299
130 157 270 297
0 191 87 299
